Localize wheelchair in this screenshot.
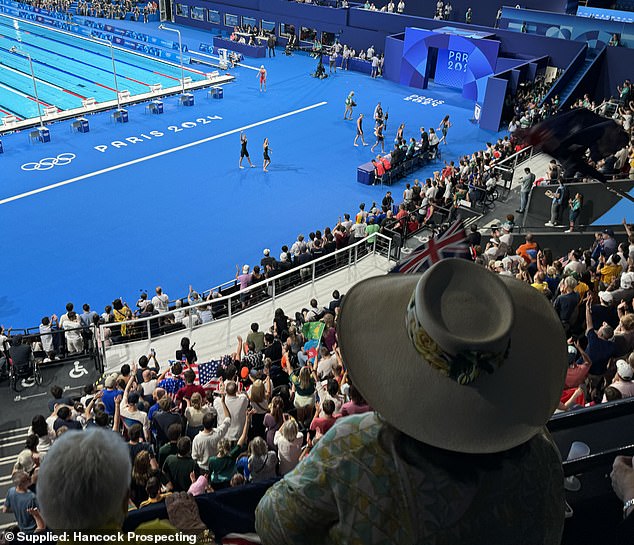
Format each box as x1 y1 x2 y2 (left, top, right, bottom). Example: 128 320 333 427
481 183 500 210
9 361 42 392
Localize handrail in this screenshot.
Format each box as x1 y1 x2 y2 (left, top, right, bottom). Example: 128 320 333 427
176 230 394 305
98 233 394 344
541 43 588 107
563 46 606 111
549 395 634 432
562 444 634 477
493 144 534 173
534 175 634 204
1 323 104 373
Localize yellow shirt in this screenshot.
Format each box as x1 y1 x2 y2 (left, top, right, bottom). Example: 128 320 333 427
139 493 171 509
574 281 589 301
599 263 622 285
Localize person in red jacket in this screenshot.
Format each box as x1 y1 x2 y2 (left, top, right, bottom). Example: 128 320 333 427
175 369 205 404
372 158 385 185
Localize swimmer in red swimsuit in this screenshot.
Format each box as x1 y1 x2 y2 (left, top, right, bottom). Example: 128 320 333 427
258 65 267 92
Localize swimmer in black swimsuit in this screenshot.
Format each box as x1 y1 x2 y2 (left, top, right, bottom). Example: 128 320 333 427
371 121 385 153
353 113 368 147
263 137 271 172
239 132 255 168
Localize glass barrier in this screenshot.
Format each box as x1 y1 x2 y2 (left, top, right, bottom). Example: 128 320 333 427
99 234 394 364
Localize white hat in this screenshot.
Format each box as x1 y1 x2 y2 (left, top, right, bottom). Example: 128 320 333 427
338 259 567 454
598 291 614 304
621 272 634 290
263 249 270 256
242 265 249 273
617 359 633 381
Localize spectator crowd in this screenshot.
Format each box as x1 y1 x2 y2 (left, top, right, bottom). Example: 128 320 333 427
18 0 157 21
3 287 376 533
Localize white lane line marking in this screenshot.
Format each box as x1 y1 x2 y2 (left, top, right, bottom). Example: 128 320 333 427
0 12 202 76
0 101 327 206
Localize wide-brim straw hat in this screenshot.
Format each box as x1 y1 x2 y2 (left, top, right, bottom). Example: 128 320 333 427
338 258 567 454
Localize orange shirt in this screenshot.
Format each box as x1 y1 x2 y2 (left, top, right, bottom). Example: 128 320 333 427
517 241 538 263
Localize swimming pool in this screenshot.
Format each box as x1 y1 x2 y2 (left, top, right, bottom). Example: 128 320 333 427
0 13 207 119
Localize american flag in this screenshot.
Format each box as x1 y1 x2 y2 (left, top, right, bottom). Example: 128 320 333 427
163 359 224 398
390 219 469 274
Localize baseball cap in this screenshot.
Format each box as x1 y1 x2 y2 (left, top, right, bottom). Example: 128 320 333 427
104 375 117 388
603 229 615 237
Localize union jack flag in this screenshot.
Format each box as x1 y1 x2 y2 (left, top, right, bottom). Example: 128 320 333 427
390 219 470 274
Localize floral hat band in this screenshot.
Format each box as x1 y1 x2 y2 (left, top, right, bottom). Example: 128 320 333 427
405 292 510 385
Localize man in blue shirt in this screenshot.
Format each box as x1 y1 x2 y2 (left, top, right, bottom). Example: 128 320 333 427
79 304 98 328
585 298 616 379
601 229 618 258
101 374 124 416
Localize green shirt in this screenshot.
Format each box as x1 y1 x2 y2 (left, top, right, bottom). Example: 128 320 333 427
158 442 178 469
163 455 200 492
290 373 315 396
247 331 266 352
207 444 242 484
365 223 380 243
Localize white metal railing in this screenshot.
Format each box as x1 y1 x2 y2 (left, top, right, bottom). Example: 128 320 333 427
495 144 534 171
99 233 394 367
492 145 535 191
174 231 393 304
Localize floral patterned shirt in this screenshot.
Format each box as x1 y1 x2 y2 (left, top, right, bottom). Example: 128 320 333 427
255 412 564 545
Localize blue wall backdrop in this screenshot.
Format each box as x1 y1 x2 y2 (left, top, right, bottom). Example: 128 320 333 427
394 0 569 27
169 0 594 131
499 6 634 49
171 1 586 70
399 27 499 104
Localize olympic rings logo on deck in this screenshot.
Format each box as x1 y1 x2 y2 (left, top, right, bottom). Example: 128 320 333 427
21 153 76 171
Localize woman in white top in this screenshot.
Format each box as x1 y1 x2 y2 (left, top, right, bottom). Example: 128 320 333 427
428 128 440 159
14 435 39 475
63 311 83 354
185 392 211 438
274 417 304 475
28 415 55 455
